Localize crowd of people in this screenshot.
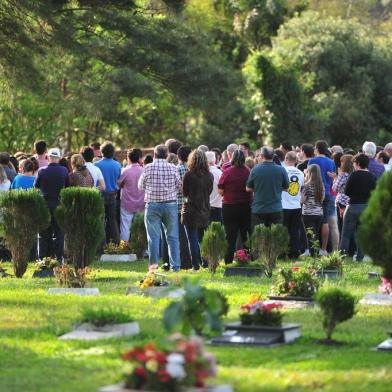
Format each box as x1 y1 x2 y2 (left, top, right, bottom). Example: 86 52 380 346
0 138 391 271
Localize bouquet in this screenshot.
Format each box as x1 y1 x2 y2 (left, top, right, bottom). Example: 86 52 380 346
139 269 169 290
122 336 217 391
233 249 251 264
379 277 392 295
240 296 283 326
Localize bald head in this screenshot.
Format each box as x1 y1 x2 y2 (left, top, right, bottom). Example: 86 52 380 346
285 151 297 166
260 146 274 161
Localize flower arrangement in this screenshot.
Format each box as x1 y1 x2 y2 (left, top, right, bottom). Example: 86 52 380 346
240 296 283 327
34 257 59 272
122 337 217 391
233 249 251 264
104 240 131 255
53 264 92 288
379 277 392 295
139 270 169 290
274 267 319 298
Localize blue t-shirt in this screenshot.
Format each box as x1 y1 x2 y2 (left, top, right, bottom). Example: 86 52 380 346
308 156 336 196
11 175 35 190
246 162 289 214
94 158 121 192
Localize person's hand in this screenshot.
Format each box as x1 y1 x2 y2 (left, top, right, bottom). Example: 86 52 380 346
327 171 336 179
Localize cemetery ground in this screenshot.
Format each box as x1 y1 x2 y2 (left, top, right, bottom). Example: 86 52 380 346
0 260 391 392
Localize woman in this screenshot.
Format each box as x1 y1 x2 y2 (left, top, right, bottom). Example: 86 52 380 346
182 150 213 270
339 153 377 261
301 164 325 256
11 159 36 190
0 166 10 191
69 154 94 187
218 149 251 264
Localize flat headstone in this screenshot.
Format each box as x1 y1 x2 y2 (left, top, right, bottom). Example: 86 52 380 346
360 293 392 306
59 322 139 341
126 286 185 298
99 384 233 392
368 272 381 279
47 288 100 296
100 254 137 262
267 296 314 309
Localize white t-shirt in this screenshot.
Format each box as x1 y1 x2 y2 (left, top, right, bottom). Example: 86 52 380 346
86 162 104 187
0 180 10 191
209 165 223 208
282 166 304 209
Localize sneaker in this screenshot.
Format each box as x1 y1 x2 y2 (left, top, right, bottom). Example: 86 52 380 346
300 250 311 257
318 249 328 256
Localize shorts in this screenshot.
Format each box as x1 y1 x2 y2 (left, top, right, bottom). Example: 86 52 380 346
322 195 336 223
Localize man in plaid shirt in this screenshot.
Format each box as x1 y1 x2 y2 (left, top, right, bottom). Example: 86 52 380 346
138 144 181 271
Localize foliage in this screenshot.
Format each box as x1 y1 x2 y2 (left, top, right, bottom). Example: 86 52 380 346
358 172 392 279
80 307 134 327
163 281 229 337
200 222 227 274
0 189 50 278
129 213 148 260
317 251 345 273
316 288 356 342
274 267 319 298
55 187 104 269
104 241 131 255
53 265 91 288
248 224 289 277
122 337 216 391
34 257 59 272
240 296 283 326
139 271 169 289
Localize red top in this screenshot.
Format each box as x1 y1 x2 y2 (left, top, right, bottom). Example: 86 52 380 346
218 166 252 205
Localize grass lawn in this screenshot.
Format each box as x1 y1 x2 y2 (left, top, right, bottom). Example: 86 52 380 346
1 259 392 392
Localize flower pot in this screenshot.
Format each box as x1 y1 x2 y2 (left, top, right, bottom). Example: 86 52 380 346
376 331 392 351
59 322 140 341
47 288 100 296
100 254 137 262
316 270 340 279
210 322 301 347
224 267 265 278
32 268 54 278
98 384 233 392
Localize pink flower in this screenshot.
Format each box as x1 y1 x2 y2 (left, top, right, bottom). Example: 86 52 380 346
379 277 392 295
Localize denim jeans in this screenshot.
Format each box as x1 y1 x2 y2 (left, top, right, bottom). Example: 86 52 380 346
145 202 180 270
184 225 202 270
339 204 366 261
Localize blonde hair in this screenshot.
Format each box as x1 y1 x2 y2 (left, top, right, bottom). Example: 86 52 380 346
70 154 89 177
305 164 324 204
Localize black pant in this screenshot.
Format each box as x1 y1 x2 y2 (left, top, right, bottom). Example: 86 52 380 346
39 201 64 261
283 209 302 258
252 212 282 229
179 214 192 269
210 207 223 224
303 215 322 255
103 192 120 245
223 204 251 264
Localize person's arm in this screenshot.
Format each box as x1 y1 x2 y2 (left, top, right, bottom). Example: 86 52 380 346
246 169 254 193
95 167 106 191
182 172 190 197
282 169 289 191
138 168 147 190
118 172 125 188
344 173 354 198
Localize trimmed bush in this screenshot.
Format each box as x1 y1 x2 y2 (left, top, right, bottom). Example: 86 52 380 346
249 224 289 277
0 190 50 277
129 212 147 260
80 307 134 327
316 288 356 342
358 172 392 279
200 222 227 273
55 187 104 269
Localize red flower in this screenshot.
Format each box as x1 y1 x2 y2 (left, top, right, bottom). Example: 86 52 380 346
262 302 283 312
154 351 167 365
158 370 171 383
122 348 147 362
135 367 147 378
292 266 300 271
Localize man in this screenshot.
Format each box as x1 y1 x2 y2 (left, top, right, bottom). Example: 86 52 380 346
282 152 304 259
197 145 209 153
280 141 292 157
35 148 69 261
34 140 49 168
165 139 182 154
138 144 181 271
362 141 385 180
240 142 252 158
118 149 145 243
0 152 16 182
80 146 105 191
246 146 289 227
297 143 314 172
221 143 238 171
90 142 102 159
206 151 223 223
385 142 392 165
94 141 121 244
308 140 336 256
176 145 192 269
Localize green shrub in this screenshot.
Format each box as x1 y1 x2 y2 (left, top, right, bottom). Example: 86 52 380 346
55 187 104 269
80 307 134 327
249 224 289 277
274 267 319 298
163 281 229 336
316 288 356 342
129 212 147 260
200 222 227 273
317 251 345 273
358 172 392 279
0 190 50 277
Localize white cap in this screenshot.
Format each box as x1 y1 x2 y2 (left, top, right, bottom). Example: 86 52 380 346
48 148 61 158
